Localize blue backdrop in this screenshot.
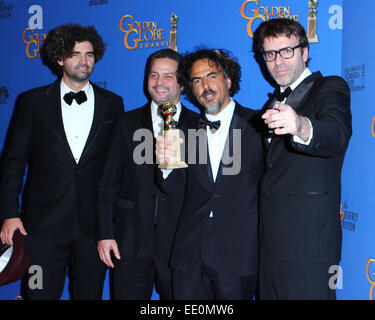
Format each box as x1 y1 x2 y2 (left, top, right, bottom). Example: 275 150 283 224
0 0 370 300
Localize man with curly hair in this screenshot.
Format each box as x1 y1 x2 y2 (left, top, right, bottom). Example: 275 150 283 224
0 24 124 299
155 49 264 299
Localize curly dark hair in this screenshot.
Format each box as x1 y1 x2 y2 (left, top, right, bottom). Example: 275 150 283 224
179 48 241 106
40 24 106 76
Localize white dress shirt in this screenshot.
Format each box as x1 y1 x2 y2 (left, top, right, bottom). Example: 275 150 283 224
206 99 235 182
60 79 94 163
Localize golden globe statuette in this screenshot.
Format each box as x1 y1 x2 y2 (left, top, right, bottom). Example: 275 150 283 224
169 13 178 52
158 102 188 169
307 0 319 43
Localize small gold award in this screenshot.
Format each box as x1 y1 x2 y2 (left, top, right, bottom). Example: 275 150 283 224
307 0 319 43
169 13 178 52
158 102 188 169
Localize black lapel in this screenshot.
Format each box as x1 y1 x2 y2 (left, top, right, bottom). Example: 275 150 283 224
285 71 321 111
44 81 76 164
139 103 157 165
205 137 214 184
189 111 213 185
140 102 153 132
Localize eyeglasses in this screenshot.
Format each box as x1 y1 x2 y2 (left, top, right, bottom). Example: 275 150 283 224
263 44 303 62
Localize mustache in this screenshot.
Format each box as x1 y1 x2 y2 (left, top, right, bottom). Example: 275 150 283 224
201 89 216 98
76 64 90 69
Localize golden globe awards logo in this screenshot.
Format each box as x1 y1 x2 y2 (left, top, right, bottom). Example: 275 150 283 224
119 14 168 50
22 5 47 59
366 258 375 300
23 28 47 59
240 0 299 38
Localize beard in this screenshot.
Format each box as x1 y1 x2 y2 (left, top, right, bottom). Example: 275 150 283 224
203 103 221 115
199 89 222 115
65 64 93 83
271 63 305 88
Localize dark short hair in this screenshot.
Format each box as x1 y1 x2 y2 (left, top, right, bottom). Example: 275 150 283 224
40 24 106 76
179 48 241 106
256 18 309 51
145 48 184 85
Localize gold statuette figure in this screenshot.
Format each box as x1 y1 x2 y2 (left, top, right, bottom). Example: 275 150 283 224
158 102 187 169
169 13 178 52
307 0 319 43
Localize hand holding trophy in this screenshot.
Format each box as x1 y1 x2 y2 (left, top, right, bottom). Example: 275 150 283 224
158 102 188 169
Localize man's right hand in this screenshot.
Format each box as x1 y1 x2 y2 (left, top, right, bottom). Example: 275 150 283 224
0 218 27 246
97 239 121 268
155 135 181 164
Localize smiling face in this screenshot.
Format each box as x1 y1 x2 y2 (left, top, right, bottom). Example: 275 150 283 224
263 34 308 89
147 57 182 105
190 58 232 115
58 41 95 90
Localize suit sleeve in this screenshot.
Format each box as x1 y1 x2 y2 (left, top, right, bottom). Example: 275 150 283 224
292 76 352 158
95 117 127 241
0 92 32 221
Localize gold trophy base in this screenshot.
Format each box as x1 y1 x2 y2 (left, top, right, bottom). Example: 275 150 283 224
307 17 318 43
158 129 188 170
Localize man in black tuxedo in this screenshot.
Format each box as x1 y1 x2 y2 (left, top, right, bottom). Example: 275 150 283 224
156 49 264 299
256 18 352 299
96 49 198 300
0 24 124 299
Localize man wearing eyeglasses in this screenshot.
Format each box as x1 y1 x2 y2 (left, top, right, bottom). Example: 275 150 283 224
255 18 352 300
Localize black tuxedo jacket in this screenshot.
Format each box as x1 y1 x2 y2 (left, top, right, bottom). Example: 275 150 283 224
0 81 124 239
260 71 352 263
95 103 198 261
158 102 264 277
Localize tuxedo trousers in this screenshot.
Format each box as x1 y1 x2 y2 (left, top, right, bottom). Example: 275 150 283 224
21 221 107 300
259 240 337 300
172 218 257 300
111 225 173 300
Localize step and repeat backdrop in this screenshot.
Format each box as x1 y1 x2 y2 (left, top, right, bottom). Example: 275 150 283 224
0 0 373 300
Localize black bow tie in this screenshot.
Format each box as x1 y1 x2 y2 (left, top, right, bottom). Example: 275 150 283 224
63 91 87 105
274 86 292 102
197 117 221 132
